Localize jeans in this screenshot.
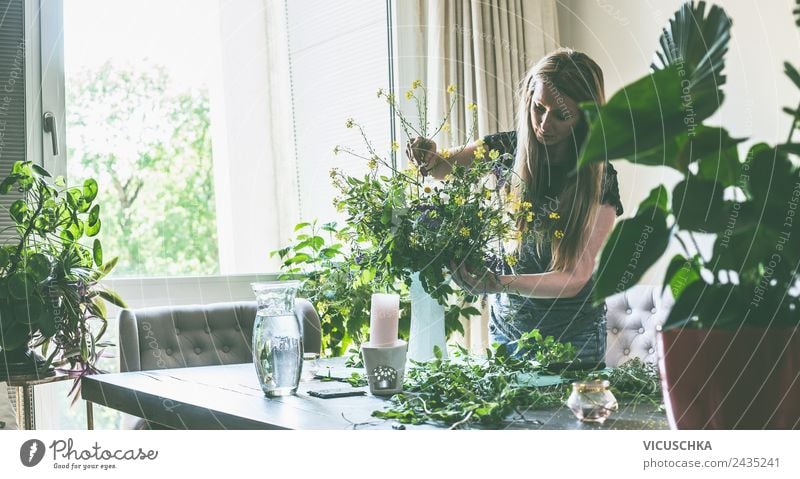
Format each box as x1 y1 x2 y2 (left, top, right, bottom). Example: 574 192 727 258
489 300 607 365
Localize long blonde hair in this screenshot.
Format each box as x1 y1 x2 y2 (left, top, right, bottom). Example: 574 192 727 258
510 48 606 272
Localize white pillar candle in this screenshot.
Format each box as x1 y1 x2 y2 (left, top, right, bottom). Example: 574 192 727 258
369 293 400 347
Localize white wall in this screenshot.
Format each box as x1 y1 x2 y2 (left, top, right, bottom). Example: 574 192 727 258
556 0 800 283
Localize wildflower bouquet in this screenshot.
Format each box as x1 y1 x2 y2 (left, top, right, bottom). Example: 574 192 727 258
331 81 531 305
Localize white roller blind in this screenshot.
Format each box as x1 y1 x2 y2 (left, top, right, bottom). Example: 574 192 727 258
286 0 392 223
0 0 26 244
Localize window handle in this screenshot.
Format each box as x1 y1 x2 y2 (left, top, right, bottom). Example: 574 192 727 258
43 111 59 156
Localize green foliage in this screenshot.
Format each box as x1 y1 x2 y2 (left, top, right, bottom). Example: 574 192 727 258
272 221 410 356
332 82 551 306
66 61 218 276
372 339 572 428
585 1 800 329
0 161 125 374
581 358 662 405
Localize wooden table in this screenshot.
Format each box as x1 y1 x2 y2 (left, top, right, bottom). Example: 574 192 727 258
81 360 668 430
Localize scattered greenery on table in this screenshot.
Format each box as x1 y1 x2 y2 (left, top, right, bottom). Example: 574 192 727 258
372 332 576 428
371 333 664 428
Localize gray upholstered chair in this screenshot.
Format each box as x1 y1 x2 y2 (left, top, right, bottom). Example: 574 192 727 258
119 299 321 373
604 285 674 367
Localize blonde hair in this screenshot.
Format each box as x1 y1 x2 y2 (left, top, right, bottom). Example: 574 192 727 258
510 48 606 272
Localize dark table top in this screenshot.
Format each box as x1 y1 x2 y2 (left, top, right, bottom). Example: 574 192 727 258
81 359 668 430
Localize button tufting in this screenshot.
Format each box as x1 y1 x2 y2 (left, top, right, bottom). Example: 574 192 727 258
194 347 202 354
638 327 645 334
648 348 655 354
611 328 618 334
166 348 173 356
626 308 632 314
651 307 657 314
222 345 231 353
623 348 630 355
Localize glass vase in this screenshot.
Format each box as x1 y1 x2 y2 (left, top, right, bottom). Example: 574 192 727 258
251 281 303 396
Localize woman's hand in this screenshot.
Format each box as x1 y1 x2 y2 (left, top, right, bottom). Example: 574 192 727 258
449 260 504 295
406 137 438 176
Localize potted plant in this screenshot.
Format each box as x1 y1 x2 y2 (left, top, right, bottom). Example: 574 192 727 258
582 0 800 428
0 161 125 383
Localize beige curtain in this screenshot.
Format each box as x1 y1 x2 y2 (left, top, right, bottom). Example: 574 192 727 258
396 0 560 353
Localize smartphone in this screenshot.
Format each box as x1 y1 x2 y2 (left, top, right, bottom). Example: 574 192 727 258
307 388 367 399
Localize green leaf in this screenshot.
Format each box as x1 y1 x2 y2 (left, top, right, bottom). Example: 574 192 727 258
97 289 127 308
85 218 102 237
695 142 742 187
294 222 310 232
31 163 51 177
621 126 743 172
0 248 9 269
93 239 103 266
9 199 27 223
0 176 16 194
651 1 731 90
82 178 99 202
8 272 33 300
638 185 669 214
593 207 671 304
579 66 724 166
785 61 800 91
27 253 51 282
671 176 725 232
88 204 100 226
433 345 443 359
662 254 700 298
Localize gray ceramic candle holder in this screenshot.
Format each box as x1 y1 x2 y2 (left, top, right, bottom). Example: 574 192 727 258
361 340 408 396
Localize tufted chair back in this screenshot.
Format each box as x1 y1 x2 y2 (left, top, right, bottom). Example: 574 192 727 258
604 285 674 367
119 299 322 373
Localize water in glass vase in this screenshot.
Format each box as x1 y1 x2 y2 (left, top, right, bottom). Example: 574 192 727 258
253 313 303 396
251 280 303 397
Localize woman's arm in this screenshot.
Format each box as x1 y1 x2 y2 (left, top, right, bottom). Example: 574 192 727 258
406 137 479 179
451 204 617 298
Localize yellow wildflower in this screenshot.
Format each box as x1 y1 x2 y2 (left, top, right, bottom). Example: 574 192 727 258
477 211 484 219
454 196 466 206
447 84 457 94
345 118 355 128
444 174 454 182
467 102 478 111
376 88 384 97
522 201 532 211
442 122 451 132
333 145 341 155
329 168 339 178
459 227 471 237
489 149 500 160
473 146 486 160
526 212 534 222
505 255 518 267
548 211 560 220
391 141 400 152
367 157 378 169
439 148 452 160
411 79 422 89
476 138 485 147
554 229 565 239
483 189 492 200
405 90 414 100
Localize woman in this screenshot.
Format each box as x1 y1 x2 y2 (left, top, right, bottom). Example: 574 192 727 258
406 48 623 366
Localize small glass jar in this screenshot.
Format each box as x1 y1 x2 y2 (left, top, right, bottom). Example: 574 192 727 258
566 379 619 423
301 352 320 382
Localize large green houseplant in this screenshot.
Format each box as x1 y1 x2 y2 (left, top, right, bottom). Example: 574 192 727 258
0 161 125 381
581 0 800 428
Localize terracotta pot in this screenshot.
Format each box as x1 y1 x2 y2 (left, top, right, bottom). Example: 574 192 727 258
658 327 800 429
